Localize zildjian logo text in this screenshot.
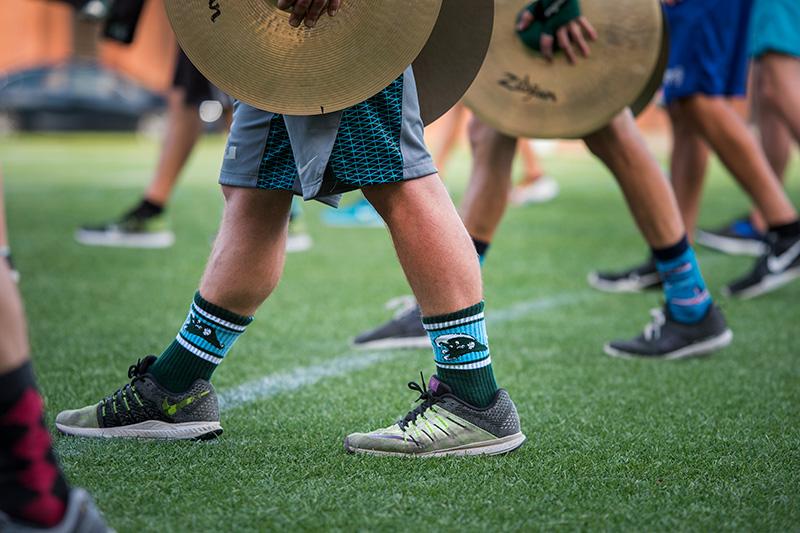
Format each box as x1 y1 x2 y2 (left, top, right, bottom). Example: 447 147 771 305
209 0 221 22
498 72 557 103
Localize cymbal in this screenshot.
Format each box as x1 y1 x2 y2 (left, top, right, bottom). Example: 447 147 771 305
464 0 664 138
412 0 495 124
164 0 442 116
630 8 669 117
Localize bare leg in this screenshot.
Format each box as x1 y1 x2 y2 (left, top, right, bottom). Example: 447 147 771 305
668 103 711 237
430 103 470 176
516 139 544 186
674 95 797 227
459 118 518 243
199 187 293 316
583 111 685 248
750 53 800 230
143 88 204 205
0 169 8 250
0 256 27 374
363 175 482 316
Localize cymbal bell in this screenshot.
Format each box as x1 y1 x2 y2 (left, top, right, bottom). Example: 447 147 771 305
464 0 664 139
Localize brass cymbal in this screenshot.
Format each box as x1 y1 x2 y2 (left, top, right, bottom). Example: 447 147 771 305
163 0 443 116
412 0 495 124
464 0 664 138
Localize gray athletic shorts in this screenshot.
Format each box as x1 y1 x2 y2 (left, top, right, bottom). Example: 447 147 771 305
218 67 437 207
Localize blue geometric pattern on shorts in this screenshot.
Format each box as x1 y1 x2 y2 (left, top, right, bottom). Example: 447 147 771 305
257 114 297 191
330 76 404 187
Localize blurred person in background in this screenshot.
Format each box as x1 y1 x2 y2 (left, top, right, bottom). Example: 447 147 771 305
355 3 733 361
696 0 800 257
430 103 560 206
75 48 313 252
595 0 800 299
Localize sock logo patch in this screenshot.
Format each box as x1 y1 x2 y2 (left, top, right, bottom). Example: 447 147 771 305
184 316 224 350
434 334 488 360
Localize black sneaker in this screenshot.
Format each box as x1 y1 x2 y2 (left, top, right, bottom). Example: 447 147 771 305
604 305 732 360
723 233 800 299
696 216 767 257
352 297 429 350
75 204 174 249
587 258 662 293
56 356 222 440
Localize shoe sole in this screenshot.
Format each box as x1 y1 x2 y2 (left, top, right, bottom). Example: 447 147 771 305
722 266 800 300
344 432 526 457
75 229 176 249
286 234 313 253
351 336 430 351
586 271 661 293
603 328 733 360
56 420 222 440
695 230 766 257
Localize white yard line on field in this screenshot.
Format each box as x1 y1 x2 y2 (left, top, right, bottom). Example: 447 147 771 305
219 291 595 411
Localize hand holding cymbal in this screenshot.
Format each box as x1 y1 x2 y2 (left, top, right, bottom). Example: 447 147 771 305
516 0 597 63
276 0 340 28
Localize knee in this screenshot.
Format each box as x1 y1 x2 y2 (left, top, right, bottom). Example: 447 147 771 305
220 187 293 225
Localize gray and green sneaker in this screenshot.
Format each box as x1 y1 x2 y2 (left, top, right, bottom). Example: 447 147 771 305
56 356 222 440
344 375 526 457
75 209 174 249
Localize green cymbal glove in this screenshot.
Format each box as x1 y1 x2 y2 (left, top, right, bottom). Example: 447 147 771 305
517 0 582 53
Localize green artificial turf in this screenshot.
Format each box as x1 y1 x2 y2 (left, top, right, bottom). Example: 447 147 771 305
1 133 798 532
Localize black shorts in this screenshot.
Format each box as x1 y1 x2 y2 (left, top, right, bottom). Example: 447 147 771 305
172 48 233 108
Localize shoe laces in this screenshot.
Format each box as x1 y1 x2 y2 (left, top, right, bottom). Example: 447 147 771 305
396 373 454 445
643 308 667 341
385 295 418 319
99 357 153 417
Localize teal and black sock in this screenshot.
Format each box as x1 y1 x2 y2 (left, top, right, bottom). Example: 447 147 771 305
472 237 490 265
423 302 498 407
149 292 253 393
652 236 712 324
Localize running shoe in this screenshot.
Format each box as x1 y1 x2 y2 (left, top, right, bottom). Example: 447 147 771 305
723 232 800 299
286 213 313 253
510 175 559 206
75 208 174 249
587 257 662 293
696 216 767 256
344 375 526 457
322 198 384 228
56 356 222 440
352 297 429 350
604 305 732 360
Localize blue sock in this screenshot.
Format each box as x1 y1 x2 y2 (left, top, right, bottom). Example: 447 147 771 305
652 237 712 324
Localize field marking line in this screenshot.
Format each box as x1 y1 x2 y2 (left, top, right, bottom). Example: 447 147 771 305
219 291 595 411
